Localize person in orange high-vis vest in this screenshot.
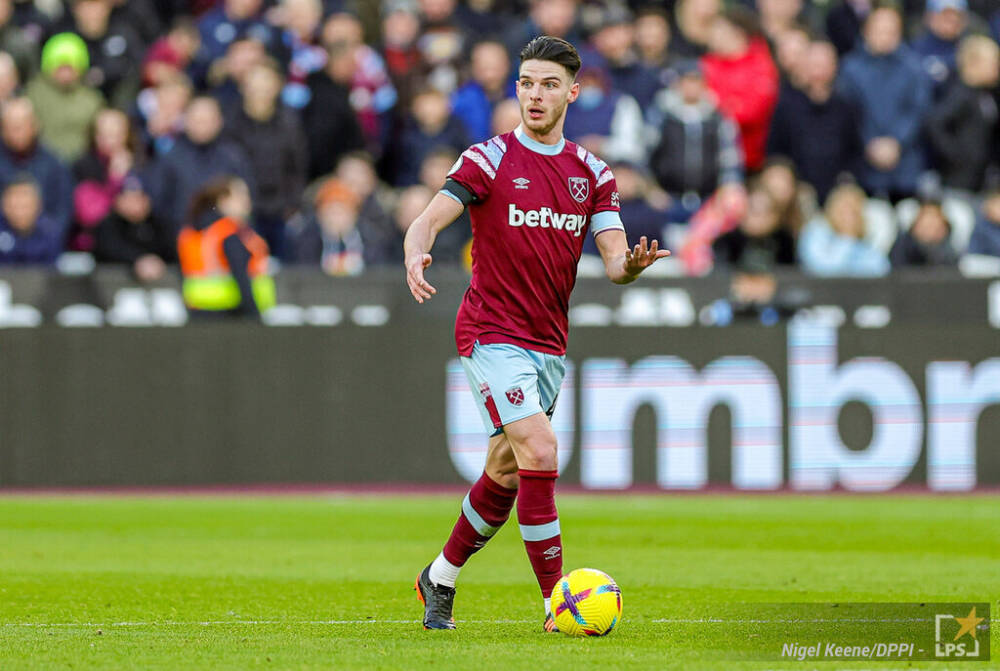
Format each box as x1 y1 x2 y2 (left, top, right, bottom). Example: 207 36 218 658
177 176 276 318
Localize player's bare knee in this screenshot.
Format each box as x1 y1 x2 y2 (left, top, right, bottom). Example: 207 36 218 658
518 436 558 471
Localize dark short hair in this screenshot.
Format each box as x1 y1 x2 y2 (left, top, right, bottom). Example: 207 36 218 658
4 172 39 193
636 5 670 22
187 175 238 224
519 36 581 78
718 5 762 38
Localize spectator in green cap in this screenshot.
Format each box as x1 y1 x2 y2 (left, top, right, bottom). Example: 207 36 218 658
25 32 104 162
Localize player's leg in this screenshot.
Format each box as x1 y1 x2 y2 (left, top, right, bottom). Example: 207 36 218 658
427 433 518 588
502 412 564 623
415 345 526 629
417 433 519 629
505 350 567 630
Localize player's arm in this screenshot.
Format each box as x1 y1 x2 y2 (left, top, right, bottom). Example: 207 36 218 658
594 230 671 285
403 192 465 303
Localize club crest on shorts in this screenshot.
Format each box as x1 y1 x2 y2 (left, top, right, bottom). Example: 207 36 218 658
568 176 589 203
505 386 524 406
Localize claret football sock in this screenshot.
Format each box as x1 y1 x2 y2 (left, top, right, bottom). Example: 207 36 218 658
516 469 562 600
432 472 517 587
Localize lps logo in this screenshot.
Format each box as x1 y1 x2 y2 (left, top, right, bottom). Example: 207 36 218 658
935 607 986 658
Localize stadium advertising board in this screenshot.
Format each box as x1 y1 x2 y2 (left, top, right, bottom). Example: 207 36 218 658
0 271 997 489
447 321 1000 492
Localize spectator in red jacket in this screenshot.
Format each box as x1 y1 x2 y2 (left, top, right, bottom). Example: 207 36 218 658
701 6 779 172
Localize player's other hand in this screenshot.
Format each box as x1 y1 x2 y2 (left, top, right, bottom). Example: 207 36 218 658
624 236 671 276
405 253 437 303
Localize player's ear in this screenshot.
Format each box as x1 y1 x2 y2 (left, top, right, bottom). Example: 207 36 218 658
567 80 580 103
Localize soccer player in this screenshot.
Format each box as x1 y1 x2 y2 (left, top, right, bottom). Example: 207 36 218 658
403 35 669 632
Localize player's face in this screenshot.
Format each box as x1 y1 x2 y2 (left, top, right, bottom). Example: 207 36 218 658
516 59 579 138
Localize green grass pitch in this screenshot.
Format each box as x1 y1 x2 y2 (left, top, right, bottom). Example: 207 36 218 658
0 493 997 670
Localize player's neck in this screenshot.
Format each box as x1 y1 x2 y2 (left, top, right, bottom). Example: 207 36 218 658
514 124 565 156
518 122 563 145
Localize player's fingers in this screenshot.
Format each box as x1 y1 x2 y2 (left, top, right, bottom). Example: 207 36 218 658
407 282 426 303
649 239 658 254
639 236 648 252
413 272 434 295
407 279 425 303
409 258 436 295
655 249 671 258
407 270 431 300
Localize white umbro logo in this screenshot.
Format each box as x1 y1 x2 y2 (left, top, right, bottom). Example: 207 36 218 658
543 545 561 560
513 177 531 189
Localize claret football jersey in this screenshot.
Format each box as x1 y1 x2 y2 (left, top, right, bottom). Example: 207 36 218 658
442 125 623 357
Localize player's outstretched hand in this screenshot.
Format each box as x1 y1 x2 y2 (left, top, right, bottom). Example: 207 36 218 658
406 253 437 303
624 236 671 276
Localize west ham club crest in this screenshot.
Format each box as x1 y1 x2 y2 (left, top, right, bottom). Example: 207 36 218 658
505 386 525 406
568 177 589 203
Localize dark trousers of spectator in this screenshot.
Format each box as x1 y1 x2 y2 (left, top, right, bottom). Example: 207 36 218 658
254 213 286 260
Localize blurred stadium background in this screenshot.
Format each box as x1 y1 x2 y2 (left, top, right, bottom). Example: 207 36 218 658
0 0 998 667
0 0 995 489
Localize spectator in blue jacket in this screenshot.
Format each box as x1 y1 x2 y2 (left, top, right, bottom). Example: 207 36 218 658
837 3 933 201
393 87 468 186
0 176 62 264
0 97 73 239
911 0 972 97
450 40 514 144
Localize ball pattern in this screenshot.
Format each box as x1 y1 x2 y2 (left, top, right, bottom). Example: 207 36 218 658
550 568 623 636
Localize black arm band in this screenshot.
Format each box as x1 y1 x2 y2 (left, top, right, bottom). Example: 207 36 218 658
442 178 477 206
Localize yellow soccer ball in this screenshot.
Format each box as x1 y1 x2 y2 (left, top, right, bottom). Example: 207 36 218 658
550 568 623 636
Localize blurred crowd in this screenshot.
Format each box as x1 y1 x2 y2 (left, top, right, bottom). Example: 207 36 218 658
0 0 999 285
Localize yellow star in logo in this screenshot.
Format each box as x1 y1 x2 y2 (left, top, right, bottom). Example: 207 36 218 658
953 607 985 641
